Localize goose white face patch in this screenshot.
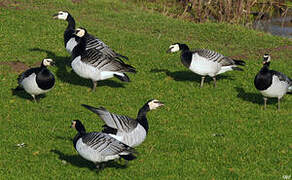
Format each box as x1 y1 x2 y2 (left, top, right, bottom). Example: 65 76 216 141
148 99 163 110
57 11 68 20
43 59 54 66
169 44 180 53
263 54 271 62
75 28 85 37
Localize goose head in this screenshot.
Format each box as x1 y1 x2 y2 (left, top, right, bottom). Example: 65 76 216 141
53 11 69 20
42 58 55 67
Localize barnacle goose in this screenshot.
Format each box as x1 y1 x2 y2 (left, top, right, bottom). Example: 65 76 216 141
14 59 55 102
81 99 164 147
53 11 77 54
254 54 292 110
71 28 136 91
167 43 246 87
71 120 137 169
53 11 129 60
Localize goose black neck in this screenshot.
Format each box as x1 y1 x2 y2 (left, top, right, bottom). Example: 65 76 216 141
260 62 270 73
76 125 86 136
137 105 150 133
40 63 47 69
180 44 190 52
66 14 75 30
72 35 87 57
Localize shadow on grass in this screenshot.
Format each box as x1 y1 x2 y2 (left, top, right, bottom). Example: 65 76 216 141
235 87 277 105
50 149 127 172
150 68 233 83
11 88 46 101
29 48 125 89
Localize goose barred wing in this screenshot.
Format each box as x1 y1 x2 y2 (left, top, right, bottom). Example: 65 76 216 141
81 48 136 72
85 34 127 61
81 105 138 132
82 132 135 156
195 49 235 66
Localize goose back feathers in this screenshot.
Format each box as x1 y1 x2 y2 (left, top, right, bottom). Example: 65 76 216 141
81 99 164 147
72 120 136 166
71 28 136 86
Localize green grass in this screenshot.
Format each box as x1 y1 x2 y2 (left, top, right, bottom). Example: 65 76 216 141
0 0 291 179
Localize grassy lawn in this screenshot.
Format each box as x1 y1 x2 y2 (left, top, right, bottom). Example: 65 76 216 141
0 0 291 179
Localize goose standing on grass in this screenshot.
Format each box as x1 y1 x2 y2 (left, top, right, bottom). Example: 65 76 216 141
81 99 164 147
53 11 78 54
14 59 55 102
53 11 129 61
254 54 292 110
71 120 137 169
71 28 136 91
167 43 246 87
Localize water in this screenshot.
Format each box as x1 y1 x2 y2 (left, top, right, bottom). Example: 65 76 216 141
253 10 292 38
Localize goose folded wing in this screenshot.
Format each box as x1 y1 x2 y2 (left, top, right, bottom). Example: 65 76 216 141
82 132 134 155
195 49 225 62
81 48 132 72
271 70 292 83
85 34 123 60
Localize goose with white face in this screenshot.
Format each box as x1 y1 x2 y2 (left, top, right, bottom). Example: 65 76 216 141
42 59 55 67
148 99 164 110
167 43 180 53
53 11 69 20
263 54 271 64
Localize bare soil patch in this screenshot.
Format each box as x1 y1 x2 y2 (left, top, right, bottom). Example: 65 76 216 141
0 61 29 73
0 0 22 10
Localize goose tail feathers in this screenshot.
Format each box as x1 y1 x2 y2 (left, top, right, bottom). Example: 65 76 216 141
233 59 246 66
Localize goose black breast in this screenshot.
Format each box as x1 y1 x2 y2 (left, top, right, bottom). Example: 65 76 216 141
181 51 193 68
254 72 273 90
36 69 55 90
64 29 76 46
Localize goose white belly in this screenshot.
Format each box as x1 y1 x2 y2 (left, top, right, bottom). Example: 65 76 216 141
71 56 124 81
110 124 147 147
260 76 289 98
66 38 78 54
21 73 51 95
189 54 220 77
76 139 119 163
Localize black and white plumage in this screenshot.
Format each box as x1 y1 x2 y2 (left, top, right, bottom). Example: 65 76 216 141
53 11 77 54
71 28 136 91
167 43 246 87
15 59 55 101
71 120 137 169
53 11 129 61
254 54 292 110
81 99 164 147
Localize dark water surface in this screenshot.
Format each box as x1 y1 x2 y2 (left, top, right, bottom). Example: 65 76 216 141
253 10 292 38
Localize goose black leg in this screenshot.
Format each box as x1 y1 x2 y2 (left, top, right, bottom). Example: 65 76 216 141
92 80 97 91
212 76 216 88
263 97 268 110
200 76 205 88
277 97 281 110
